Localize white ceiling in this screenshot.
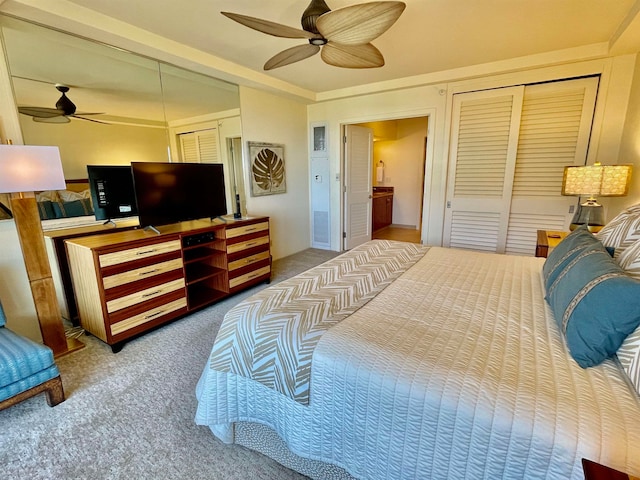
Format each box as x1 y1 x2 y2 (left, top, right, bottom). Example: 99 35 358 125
35 0 640 93
1 0 640 109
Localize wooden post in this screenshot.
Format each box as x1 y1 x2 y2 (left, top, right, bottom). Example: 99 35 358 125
10 195 83 356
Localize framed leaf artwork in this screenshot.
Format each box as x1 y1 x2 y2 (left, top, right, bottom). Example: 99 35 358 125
248 141 287 196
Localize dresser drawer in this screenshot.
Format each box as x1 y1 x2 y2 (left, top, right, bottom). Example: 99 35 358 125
99 239 181 268
229 265 271 289
110 297 187 336
226 221 269 239
106 278 186 313
227 235 269 254
102 258 184 289
228 250 271 271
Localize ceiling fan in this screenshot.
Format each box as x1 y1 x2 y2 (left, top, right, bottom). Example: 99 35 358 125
18 84 107 124
221 0 406 70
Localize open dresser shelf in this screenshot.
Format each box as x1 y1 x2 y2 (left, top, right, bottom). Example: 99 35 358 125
65 216 270 352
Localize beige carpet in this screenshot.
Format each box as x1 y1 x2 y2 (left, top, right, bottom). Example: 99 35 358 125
0 248 338 480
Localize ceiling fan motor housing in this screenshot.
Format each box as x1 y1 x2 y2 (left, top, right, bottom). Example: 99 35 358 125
55 84 76 115
302 0 331 34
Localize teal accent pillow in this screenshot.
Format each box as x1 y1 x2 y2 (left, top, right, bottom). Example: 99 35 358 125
542 225 601 291
37 200 57 220
546 245 640 368
52 199 93 218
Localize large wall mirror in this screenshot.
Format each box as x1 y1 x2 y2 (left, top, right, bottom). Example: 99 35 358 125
0 14 243 220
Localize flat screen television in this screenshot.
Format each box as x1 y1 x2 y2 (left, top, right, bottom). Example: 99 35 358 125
87 165 138 222
131 162 227 229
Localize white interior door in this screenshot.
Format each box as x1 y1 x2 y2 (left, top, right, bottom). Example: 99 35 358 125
344 124 373 250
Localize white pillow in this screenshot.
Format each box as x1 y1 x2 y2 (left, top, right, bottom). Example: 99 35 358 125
617 324 640 396
36 190 61 202
596 203 640 258
618 238 640 279
57 189 85 202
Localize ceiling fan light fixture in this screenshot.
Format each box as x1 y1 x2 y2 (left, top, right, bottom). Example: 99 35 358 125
309 37 328 46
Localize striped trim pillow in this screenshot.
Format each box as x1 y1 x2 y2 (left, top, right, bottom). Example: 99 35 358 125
618 238 640 279
596 204 640 258
618 325 640 395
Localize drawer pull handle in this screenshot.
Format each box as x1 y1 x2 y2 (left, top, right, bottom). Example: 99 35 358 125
144 310 165 320
245 227 257 232
142 290 162 298
245 258 257 264
139 269 160 276
137 249 157 255
248 273 259 280
246 242 257 247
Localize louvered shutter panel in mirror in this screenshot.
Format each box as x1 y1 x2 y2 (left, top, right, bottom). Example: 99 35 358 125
179 128 219 163
181 135 198 162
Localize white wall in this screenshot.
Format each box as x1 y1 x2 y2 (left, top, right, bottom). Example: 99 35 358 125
308 56 637 250
373 117 429 228
607 52 640 216
0 219 41 341
239 86 310 260
308 85 445 249
20 118 169 179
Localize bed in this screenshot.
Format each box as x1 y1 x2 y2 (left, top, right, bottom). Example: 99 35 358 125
195 207 640 480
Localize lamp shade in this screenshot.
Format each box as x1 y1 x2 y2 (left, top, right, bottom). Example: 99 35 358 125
561 163 632 197
600 165 633 196
0 145 66 193
561 164 603 196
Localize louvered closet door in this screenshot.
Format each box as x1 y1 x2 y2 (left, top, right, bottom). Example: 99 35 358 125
179 128 220 163
505 77 599 254
443 86 524 252
444 77 599 254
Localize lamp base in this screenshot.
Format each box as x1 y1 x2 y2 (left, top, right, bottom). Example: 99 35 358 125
569 201 605 233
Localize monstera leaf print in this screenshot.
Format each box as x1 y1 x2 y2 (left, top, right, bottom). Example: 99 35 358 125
252 148 285 192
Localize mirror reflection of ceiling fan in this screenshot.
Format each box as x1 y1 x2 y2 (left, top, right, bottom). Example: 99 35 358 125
221 0 406 70
18 84 107 124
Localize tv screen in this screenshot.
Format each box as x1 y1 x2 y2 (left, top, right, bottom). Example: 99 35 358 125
87 165 138 222
131 162 227 229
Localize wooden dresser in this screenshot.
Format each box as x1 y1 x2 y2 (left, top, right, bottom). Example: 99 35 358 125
65 216 270 351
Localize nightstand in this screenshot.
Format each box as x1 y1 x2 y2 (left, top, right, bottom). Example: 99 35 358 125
535 230 568 258
582 458 639 480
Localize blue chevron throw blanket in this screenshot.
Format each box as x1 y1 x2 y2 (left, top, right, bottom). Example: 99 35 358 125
208 239 430 405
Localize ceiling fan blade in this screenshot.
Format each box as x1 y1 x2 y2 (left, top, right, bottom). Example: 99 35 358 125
320 42 384 68
18 106 65 118
33 115 70 124
264 44 320 70
316 1 406 45
70 115 110 124
221 12 318 39
73 112 106 116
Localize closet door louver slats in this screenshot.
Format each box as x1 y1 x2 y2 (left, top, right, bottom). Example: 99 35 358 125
444 77 598 255
179 128 220 163
444 86 524 252
505 77 599 255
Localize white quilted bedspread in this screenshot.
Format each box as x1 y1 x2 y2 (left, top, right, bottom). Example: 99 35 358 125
195 246 640 479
